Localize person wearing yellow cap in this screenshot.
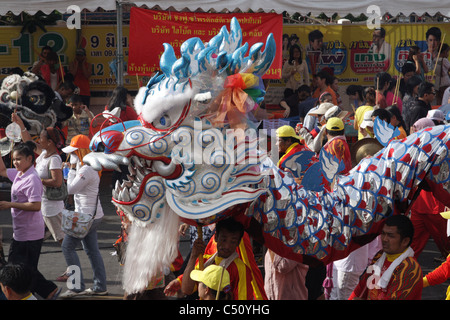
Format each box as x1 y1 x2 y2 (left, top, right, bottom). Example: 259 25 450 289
275 125 308 170
178 218 254 300
190 265 232 300
323 117 352 177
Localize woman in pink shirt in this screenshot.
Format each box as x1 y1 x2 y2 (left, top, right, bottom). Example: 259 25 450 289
0 141 59 300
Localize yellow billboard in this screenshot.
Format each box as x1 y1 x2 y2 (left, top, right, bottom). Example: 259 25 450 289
282 23 449 85
0 25 141 92
1 23 449 96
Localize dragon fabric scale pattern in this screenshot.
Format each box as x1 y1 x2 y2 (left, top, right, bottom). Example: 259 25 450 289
84 18 450 294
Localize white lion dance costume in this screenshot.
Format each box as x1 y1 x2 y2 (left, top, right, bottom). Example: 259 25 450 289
85 18 450 295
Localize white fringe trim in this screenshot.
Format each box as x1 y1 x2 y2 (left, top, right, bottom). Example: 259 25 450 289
122 206 180 294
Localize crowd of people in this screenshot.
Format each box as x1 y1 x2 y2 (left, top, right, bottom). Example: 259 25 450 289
265 26 450 301
0 44 140 300
1 27 450 302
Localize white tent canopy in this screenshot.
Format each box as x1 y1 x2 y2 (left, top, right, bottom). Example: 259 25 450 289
0 1 116 15
1 0 449 16
126 0 450 16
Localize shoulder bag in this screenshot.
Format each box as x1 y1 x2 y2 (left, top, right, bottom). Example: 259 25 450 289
61 195 99 239
44 156 68 201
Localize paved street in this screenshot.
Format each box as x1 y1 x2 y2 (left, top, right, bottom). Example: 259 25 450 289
0 171 449 300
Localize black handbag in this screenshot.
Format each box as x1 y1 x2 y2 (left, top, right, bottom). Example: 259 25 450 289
44 162 68 201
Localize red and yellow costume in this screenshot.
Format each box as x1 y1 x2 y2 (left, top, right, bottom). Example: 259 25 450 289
322 136 352 175
178 233 264 300
277 142 309 170
423 253 450 300
349 250 423 300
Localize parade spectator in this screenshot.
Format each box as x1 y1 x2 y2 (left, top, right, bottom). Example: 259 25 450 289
402 75 423 134
190 265 232 300
105 86 138 123
359 110 375 139
386 77 403 112
354 87 376 139
312 71 338 106
69 48 92 107
179 218 254 300
427 109 445 126
386 105 408 140
405 46 429 81
372 108 391 125
439 94 450 115
398 62 417 98
441 87 450 109
54 81 76 103
40 51 63 90
12 113 66 244
374 72 391 109
346 85 365 110
406 82 436 132
434 43 450 105
349 215 423 300
264 249 308 300
105 86 139 188
0 263 37 300
30 46 53 78
279 87 304 120
300 105 348 153
64 94 95 145
410 117 435 134
331 76 342 107
282 44 310 95
303 93 333 131
0 141 59 300
59 135 108 298
297 85 318 124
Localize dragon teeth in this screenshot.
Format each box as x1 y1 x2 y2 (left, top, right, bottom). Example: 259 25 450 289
136 168 145 181
118 188 130 202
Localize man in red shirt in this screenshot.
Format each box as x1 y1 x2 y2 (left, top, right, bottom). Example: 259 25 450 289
349 215 423 300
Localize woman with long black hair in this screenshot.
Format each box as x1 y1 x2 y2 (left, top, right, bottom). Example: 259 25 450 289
282 44 310 96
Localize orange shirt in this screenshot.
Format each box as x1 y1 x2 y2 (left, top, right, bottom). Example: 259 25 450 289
313 86 338 105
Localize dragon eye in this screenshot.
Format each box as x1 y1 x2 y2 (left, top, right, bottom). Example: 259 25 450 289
153 115 171 129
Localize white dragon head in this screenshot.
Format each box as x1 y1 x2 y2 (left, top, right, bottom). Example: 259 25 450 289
85 18 277 228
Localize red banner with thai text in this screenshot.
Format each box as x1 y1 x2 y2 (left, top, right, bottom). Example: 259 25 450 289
128 8 283 79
